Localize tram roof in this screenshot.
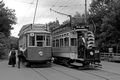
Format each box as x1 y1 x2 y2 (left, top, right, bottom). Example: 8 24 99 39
18 24 50 37
24 30 51 34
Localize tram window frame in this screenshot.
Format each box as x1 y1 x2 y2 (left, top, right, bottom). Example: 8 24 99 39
64 37 69 46
56 39 59 47
46 35 51 46
52 40 55 47
29 35 35 46
60 38 64 47
71 38 77 46
36 34 45 47
26 34 28 47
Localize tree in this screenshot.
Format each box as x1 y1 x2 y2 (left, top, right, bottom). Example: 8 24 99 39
0 1 17 37
0 1 17 59
88 0 120 52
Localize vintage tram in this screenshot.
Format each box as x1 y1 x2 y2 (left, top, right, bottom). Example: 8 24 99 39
51 23 101 68
18 24 52 66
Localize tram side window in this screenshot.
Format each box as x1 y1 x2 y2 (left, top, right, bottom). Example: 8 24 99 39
46 35 50 46
52 40 55 47
71 38 77 46
60 38 64 47
64 37 69 46
29 36 35 46
36 35 45 47
56 39 59 47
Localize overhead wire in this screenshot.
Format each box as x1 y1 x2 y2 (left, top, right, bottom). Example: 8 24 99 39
36 0 60 23
36 0 59 21
37 0 85 24
61 0 75 10
40 0 71 23
14 0 34 4
19 0 35 26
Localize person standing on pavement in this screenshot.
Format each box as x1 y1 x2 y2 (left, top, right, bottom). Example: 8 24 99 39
8 48 16 67
17 46 24 68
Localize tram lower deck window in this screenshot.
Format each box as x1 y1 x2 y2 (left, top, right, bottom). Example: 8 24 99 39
71 38 77 46
37 42 43 47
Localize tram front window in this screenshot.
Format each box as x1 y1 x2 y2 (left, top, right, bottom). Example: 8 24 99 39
29 36 35 46
36 35 45 47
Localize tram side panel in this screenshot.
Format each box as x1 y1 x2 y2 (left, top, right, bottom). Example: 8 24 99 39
84 48 100 62
24 47 51 62
52 46 77 59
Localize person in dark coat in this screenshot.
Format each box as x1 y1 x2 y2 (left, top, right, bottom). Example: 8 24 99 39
8 48 16 67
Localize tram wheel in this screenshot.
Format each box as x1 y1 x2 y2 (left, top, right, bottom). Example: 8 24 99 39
82 62 89 67
24 61 30 67
47 61 52 67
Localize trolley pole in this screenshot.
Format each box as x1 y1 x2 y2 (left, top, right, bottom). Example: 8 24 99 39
85 0 87 25
32 0 39 28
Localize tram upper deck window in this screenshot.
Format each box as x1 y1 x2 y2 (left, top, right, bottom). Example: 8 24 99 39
29 36 35 46
36 35 45 40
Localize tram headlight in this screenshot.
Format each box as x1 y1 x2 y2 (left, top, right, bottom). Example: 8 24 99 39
39 51 43 56
90 51 94 56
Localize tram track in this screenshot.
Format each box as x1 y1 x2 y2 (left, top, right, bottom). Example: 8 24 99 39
80 68 120 80
30 63 120 80
51 67 110 80
31 67 81 80
99 69 120 76
53 63 110 80
81 71 109 80
31 67 50 80
50 67 81 80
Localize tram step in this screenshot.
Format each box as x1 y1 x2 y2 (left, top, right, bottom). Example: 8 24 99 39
71 62 83 66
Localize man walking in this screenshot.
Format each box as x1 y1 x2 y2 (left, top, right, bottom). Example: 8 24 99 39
17 46 24 68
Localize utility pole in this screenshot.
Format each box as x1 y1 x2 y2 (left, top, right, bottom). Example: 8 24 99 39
32 0 39 28
85 0 87 25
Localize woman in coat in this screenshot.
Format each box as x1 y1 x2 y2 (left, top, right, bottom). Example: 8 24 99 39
8 48 16 67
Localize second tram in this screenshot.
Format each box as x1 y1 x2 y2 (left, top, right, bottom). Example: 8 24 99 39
51 23 101 68
18 24 52 66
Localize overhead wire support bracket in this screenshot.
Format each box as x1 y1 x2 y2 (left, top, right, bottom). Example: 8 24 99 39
50 8 72 28
50 8 71 18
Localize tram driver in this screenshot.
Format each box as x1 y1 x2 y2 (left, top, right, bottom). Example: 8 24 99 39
78 34 86 58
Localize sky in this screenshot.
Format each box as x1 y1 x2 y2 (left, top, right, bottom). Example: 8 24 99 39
3 0 92 37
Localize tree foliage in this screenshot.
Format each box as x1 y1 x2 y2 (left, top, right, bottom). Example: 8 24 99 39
0 1 18 59
88 0 120 52
0 1 17 37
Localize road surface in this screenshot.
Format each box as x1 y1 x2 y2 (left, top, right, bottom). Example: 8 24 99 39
0 60 120 80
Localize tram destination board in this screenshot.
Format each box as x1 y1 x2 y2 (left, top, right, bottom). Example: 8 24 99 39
73 25 88 30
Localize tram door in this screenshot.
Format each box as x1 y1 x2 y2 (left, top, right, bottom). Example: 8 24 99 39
77 31 85 58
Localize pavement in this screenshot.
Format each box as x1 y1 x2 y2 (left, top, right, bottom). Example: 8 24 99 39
0 60 47 80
